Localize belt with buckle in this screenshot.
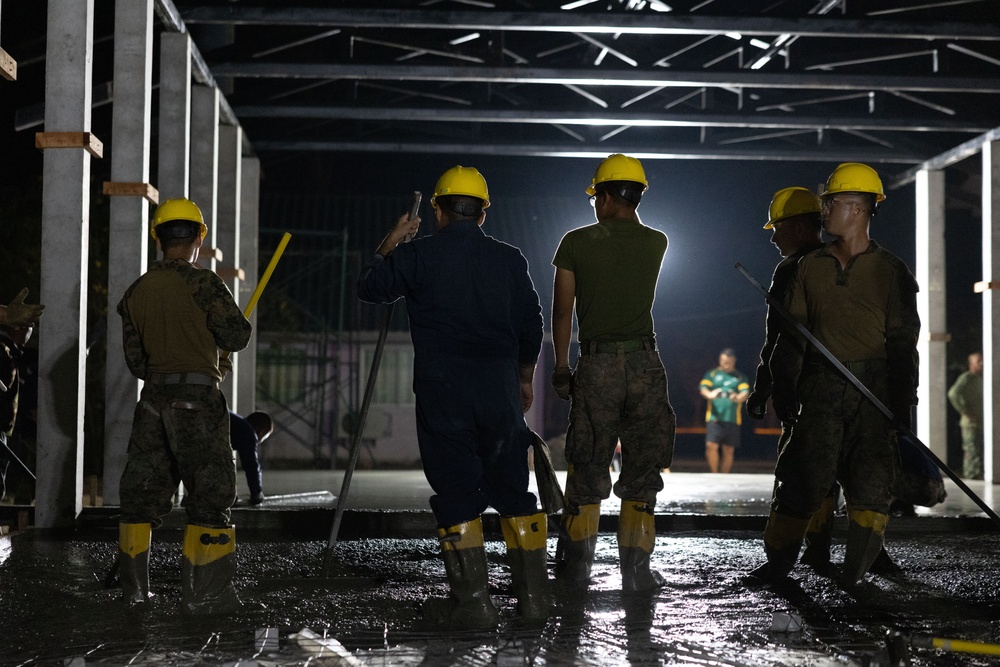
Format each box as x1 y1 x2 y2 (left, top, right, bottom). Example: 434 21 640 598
146 372 218 387
580 338 656 356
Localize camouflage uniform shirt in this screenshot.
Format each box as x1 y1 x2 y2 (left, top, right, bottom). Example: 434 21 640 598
117 259 252 526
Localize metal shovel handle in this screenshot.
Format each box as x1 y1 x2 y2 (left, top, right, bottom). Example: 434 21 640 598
322 192 421 575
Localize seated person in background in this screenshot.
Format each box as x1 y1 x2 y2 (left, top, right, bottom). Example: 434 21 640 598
230 410 274 506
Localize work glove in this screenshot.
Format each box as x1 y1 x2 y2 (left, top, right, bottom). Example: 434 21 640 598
745 391 768 420
1 288 45 328
551 366 573 400
771 388 799 425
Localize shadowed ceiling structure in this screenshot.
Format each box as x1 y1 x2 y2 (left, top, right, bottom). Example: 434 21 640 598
169 0 1000 180
7 0 1000 193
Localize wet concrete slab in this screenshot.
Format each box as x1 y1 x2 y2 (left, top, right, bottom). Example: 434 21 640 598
2 529 1000 666
2 472 999 665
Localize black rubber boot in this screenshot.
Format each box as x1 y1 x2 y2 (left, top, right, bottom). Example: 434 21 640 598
423 517 500 629
556 503 601 585
119 522 152 605
868 546 903 575
800 494 837 568
181 524 243 616
745 511 810 585
501 512 550 621
618 501 664 592
841 509 888 585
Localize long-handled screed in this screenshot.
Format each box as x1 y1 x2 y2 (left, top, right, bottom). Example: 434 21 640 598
321 191 421 577
734 261 1000 528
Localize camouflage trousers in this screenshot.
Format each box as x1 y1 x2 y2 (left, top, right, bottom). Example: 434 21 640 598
960 423 984 479
564 348 675 508
119 383 235 527
773 362 898 518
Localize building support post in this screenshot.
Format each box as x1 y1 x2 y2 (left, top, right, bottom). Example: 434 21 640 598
102 0 155 506
237 156 261 415
36 0 95 527
157 32 192 203
216 124 242 410
982 141 1000 484
915 169 948 464
190 85 220 271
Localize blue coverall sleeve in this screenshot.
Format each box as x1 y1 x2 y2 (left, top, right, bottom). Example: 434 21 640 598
508 251 542 368
357 248 416 305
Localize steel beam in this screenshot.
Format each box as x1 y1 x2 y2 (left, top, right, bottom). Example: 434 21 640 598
208 62 1000 94
179 8 1000 41
250 139 923 164
232 104 991 134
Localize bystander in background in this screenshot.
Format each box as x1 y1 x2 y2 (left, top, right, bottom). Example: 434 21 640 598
947 351 983 479
699 348 749 473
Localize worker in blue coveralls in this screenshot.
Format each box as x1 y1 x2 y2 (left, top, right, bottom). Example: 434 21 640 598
229 410 273 506
357 166 547 628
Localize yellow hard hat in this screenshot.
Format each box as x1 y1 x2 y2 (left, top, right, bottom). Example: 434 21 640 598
432 166 490 209
151 198 207 239
765 187 821 229
821 162 885 202
586 153 648 196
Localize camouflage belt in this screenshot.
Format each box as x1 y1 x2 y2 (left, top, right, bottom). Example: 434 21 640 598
146 372 218 387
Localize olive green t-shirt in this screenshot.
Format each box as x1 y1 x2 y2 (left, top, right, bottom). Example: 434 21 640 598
552 217 667 342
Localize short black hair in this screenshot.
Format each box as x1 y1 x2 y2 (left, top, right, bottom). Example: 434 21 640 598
436 195 483 220
838 192 878 218
156 220 201 250
595 180 643 206
721 348 737 358
245 411 274 441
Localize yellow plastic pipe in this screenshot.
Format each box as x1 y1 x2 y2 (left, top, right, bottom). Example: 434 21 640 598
911 634 1000 656
244 232 292 318
928 637 1000 656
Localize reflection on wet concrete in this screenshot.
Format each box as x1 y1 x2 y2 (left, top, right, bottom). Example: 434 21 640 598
2 529 1000 666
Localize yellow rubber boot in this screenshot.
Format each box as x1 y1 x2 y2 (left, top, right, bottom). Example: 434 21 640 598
423 517 500 629
501 512 550 621
119 522 152 605
618 500 664 592
556 503 601 585
181 524 242 616
842 508 889 585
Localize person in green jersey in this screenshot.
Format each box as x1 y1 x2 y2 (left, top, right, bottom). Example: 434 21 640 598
699 348 750 473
